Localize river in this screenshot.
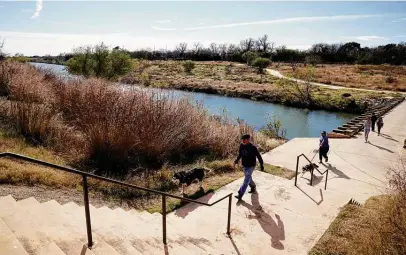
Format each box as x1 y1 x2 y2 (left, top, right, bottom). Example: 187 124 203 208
31 62 355 139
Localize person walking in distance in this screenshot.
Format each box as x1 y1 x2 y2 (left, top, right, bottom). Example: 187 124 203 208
234 134 264 201
364 117 371 143
377 116 384 136
371 113 377 132
319 131 329 163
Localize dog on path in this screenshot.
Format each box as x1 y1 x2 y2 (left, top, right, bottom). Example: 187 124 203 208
173 167 212 195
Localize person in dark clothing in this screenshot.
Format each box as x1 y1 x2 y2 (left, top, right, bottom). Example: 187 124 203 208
371 113 377 132
234 134 264 201
319 131 329 163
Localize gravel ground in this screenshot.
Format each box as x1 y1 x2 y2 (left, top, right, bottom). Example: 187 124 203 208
0 184 127 209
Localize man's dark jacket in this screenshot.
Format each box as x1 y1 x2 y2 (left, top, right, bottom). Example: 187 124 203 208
234 143 264 167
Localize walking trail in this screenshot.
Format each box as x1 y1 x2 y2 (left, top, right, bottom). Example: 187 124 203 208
266 68 406 94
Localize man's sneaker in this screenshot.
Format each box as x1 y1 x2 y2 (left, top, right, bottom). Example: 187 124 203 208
325 157 328 163
234 194 242 201
248 188 257 194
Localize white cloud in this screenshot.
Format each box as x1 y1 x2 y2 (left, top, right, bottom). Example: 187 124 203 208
342 35 387 41
395 35 406 38
182 14 380 31
155 20 171 24
392 17 406 23
0 6 4 8
31 0 44 19
150 25 177 31
21 9 33 13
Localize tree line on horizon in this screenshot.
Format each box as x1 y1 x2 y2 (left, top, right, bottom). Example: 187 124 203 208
16 34 406 66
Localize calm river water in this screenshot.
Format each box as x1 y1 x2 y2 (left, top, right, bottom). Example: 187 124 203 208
31 62 354 139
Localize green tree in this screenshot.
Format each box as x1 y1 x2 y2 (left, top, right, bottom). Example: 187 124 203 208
67 46 93 77
242 51 259 66
108 49 132 79
66 43 132 80
182 60 195 74
251 57 271 74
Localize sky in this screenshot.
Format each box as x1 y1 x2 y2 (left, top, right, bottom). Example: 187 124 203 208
0 1 406 56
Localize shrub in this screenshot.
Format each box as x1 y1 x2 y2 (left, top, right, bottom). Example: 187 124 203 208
182 60 195 74
251 57 271 74
259 114 287 139
66 43 132 80
386 76 396 84
242 51 259 66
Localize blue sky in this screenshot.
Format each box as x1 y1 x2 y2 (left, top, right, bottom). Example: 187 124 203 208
0 1 405 56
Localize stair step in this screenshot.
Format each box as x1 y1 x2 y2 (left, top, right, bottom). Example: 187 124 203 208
116 209 213 254
29 200 96 255
0 218 29 255
61 203 160 255
1 196 66 255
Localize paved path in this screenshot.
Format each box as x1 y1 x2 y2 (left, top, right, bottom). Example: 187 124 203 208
170 100 406 254
266 68 406 94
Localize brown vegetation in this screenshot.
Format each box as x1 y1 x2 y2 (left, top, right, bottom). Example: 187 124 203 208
274 63 406 92
122 60 402 114
309 161 406 255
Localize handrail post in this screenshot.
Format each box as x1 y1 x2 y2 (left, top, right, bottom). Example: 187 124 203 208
294 155 300 187
82 175 93 248
227 195 232 235
324 170 329 190
162 194 167 245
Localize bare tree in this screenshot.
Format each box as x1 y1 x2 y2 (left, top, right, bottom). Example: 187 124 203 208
209 43 219 58
218 43 228 60
256 34 269 52
192 42 202 56
175 42 188 59
239 38 255 52
0 37 5 60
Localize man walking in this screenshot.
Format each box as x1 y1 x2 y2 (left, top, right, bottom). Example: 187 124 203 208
319 131 329 163
234 134 264 201
371 113 377 132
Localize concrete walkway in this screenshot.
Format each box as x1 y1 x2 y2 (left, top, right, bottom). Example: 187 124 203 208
170 99 406 254
266 68 406 94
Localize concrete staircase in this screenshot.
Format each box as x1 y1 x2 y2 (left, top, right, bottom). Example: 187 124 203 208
0 169 358 255
0 194 224 255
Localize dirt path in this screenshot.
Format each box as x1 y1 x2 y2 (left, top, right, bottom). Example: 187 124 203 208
266 68 406 95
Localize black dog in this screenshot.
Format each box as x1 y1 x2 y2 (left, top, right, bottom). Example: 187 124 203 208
173 167 211 195
302 163 318 172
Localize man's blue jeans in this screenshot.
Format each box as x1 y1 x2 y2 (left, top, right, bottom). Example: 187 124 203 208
238 166 256 197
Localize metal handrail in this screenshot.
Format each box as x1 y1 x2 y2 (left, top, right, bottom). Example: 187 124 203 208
0 152 233 248
294 153 329 190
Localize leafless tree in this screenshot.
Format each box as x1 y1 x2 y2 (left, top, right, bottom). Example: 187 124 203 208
239 38 255 52
209 43 218 58
175 42 188 59
0 37 5 60
192 42 202 56
218 43 228 60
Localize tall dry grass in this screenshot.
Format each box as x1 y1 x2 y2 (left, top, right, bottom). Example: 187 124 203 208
310 159 406 255
0 61 266 174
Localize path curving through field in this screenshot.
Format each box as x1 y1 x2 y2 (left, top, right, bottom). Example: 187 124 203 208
266 68 406 95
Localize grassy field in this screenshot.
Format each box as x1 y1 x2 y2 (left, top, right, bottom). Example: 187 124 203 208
122 60 403 114
273 63 406 92
309 195 406 255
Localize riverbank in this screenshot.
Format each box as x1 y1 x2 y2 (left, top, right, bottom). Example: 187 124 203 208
122 60 403 114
